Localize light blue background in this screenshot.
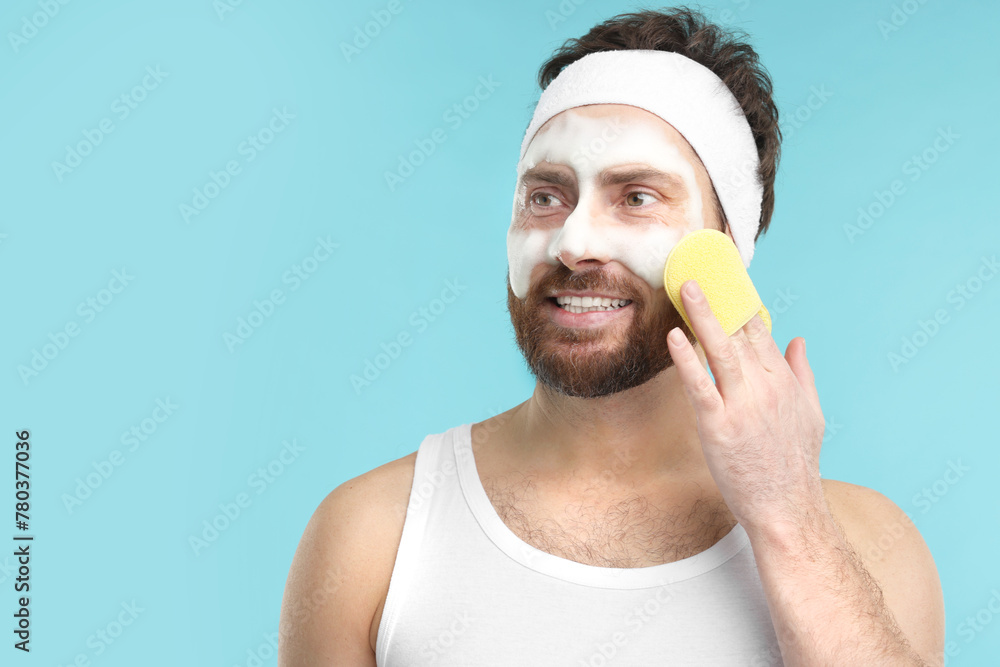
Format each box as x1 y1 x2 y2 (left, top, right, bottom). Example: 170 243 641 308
1 0 997 664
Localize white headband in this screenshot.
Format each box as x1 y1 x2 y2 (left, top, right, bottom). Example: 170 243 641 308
517 49 762 268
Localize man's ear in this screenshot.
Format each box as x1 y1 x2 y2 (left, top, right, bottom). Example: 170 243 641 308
717 209 734 241
710 192 732 240
714 214 734 242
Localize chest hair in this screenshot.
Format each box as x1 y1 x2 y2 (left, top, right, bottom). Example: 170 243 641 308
482 471 736 568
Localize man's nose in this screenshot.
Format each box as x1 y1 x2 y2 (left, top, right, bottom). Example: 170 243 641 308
547 199 613 270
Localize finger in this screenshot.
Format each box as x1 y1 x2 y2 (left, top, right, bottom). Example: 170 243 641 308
785 337 822 418
667 326 725 418
680 279 745 400
741 314 787 374
727 324 762 369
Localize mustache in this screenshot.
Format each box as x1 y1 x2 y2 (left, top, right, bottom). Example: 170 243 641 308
529 264 646 303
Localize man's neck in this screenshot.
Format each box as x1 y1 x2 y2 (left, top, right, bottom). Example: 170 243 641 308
484 352 717 497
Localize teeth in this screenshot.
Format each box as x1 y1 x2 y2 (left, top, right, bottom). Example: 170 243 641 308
554 295 632 313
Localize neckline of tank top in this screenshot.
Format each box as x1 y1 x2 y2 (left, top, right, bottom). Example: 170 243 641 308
451 421 751 590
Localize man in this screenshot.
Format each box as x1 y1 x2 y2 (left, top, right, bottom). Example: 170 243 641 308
279 8 944 666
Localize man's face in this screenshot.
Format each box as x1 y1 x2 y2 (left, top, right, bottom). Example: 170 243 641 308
506 104 725 398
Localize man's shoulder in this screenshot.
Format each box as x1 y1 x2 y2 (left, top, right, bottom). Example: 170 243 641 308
819 478 920 557
820 478 912 529
298 448 419 560
279 450 419 662
320 450 419 546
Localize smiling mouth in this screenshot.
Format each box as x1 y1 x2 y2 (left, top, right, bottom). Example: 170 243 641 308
550 295 633 314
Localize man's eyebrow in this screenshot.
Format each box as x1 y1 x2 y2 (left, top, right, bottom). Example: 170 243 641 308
519 166 575 189
518 165 686 192
599 167 686 191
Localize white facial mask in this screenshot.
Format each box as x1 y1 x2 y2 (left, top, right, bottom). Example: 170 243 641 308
507 109 707 299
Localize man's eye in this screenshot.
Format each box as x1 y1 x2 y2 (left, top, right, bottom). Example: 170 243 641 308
530 192 563 207
625 192 655 207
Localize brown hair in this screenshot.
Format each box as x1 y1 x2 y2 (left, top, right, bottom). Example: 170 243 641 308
536 6 781 242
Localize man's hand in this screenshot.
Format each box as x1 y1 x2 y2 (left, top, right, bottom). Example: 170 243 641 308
666 278 827 533
666 279 942 666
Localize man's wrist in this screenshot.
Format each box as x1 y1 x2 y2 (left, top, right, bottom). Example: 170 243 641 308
742 500 840 556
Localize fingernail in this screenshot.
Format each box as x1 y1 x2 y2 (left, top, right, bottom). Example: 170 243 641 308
668 327 684 344
684 280 700 300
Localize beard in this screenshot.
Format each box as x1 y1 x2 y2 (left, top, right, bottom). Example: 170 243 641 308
506 264 692 399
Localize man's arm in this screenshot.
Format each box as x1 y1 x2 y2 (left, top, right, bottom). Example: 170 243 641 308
666 282 945 666
278 456 413 667
747 480 945 666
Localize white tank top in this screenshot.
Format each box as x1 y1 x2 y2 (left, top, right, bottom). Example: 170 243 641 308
375 423 784 666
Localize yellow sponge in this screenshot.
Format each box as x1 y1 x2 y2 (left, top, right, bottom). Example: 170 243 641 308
663 229 770 343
